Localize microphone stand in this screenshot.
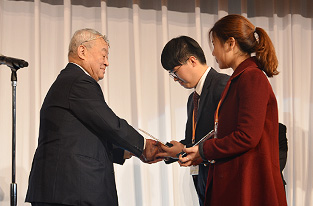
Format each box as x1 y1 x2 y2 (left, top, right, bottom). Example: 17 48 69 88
10 68 18 206
1 57 28 206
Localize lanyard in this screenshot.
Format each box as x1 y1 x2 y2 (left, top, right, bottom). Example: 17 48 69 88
214 100 221 138
214 80 231 138
192 110 197 144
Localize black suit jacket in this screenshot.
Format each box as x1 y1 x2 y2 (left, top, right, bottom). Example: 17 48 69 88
167 68 229 204
185 68 229 204
183 68 229 147
26 63 144 206
279 123 288 185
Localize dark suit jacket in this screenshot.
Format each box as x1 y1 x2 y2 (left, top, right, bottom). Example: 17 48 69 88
167 68 229 204
279 123 288 185
201 57 287 206
26 63 144 206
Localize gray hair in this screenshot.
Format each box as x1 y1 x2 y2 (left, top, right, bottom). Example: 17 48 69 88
68 28 109 57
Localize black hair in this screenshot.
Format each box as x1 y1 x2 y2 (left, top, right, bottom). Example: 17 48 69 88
161 36 206 71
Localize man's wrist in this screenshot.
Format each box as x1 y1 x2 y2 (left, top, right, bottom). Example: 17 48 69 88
124 150 132 159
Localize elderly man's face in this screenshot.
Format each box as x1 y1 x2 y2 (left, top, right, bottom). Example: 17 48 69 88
84 38 109 81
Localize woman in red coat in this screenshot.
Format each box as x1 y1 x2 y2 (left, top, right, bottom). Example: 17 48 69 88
179 14 287 206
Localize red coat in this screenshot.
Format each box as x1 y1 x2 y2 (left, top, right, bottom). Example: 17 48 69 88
202 57 287 206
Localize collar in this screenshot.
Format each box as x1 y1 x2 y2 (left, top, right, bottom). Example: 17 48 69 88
69 62 91 77
195 66 211 96
230 57 260 80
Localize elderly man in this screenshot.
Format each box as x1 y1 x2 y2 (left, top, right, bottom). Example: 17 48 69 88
25 28 159 206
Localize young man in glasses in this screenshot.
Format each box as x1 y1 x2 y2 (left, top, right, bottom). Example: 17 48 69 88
157 36 229 206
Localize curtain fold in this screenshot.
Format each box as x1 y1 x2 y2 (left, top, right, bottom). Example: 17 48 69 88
0 0 312 205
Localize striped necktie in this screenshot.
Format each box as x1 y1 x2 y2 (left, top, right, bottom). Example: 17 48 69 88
192 91 200 143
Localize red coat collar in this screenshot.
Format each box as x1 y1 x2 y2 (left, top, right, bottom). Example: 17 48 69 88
230 56 261 81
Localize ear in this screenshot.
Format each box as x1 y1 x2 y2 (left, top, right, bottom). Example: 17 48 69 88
227 37 236 50
189 56 198 67
77 45 87 60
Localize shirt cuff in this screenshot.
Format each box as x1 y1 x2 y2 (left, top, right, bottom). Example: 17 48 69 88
143 137 146 150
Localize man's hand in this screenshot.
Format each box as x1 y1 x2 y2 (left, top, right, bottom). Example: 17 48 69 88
140 139 162 163
178 145 203 167
155 140 185 159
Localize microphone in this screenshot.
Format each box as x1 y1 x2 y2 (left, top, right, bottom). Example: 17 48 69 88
0 54 29 69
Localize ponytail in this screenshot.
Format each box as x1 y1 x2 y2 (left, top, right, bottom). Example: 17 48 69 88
254 27 279 77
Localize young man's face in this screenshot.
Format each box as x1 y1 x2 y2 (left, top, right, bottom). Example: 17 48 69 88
170 57 199 89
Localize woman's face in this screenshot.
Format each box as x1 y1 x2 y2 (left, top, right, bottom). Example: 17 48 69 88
212 36 229 69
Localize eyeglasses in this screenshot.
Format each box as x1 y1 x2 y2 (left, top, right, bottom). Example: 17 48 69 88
169 64 183 79
169 57 189 79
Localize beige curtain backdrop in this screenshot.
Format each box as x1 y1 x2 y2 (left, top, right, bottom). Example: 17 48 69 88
0 0 312 205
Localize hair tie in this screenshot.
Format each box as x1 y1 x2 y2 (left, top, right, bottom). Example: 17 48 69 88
254 27 259 43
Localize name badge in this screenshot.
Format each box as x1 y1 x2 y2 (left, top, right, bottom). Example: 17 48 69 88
190 165 199 175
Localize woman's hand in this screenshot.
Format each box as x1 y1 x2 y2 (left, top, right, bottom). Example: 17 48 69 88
178 145 203 166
